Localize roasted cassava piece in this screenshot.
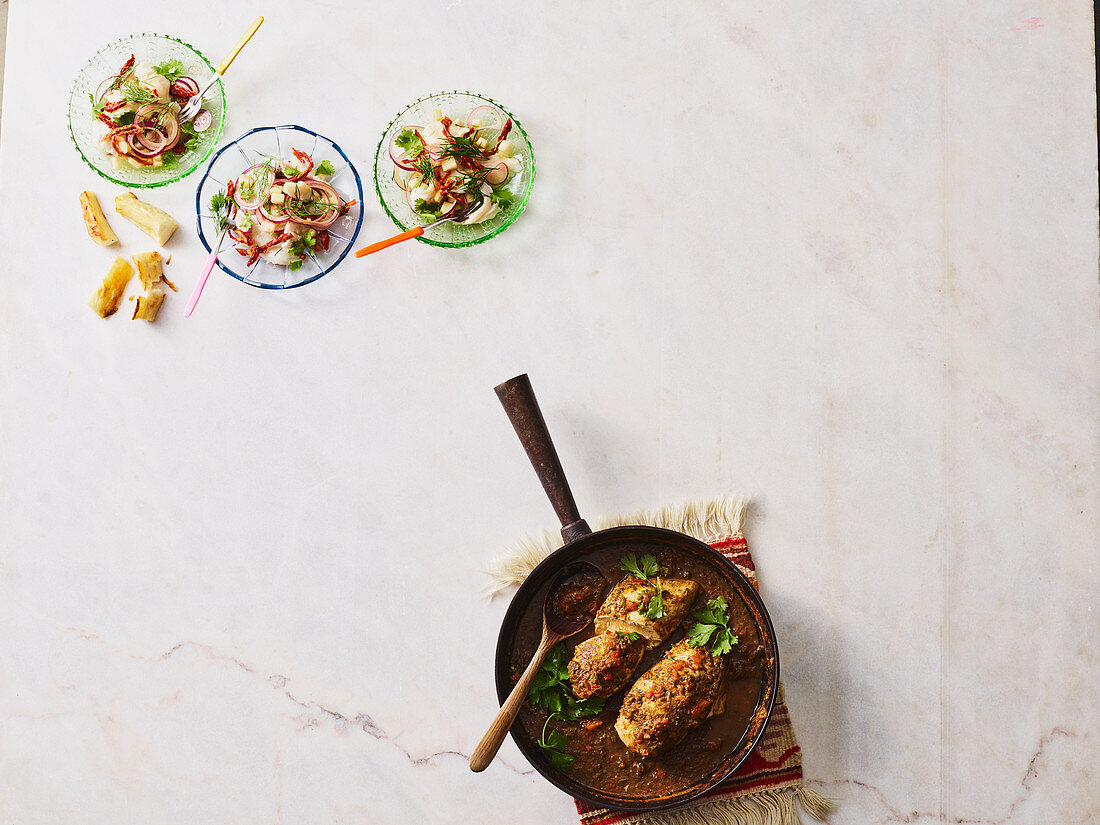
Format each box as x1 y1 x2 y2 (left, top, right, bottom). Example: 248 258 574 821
115 192 178 246
88 256 133 318
568 631 647 700
79 191 118 246
131 288 165 322
614 639 728 756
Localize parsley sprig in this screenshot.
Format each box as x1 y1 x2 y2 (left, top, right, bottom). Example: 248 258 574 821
528 644 605 721
537 713 574 772
619 553 669 620
686 596 739 656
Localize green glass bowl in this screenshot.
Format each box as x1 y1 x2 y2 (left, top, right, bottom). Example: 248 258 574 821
68 33 227 189
372 91 535 247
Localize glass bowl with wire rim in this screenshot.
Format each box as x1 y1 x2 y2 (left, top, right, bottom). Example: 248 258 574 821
68 33 227 189
373 91 535 248
194 125 364 290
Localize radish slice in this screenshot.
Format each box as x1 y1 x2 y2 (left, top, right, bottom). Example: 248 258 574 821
192 109 213 133
392 165 412 191
482 158 510 185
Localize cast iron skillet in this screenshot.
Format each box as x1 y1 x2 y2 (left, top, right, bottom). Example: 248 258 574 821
491 374 780 812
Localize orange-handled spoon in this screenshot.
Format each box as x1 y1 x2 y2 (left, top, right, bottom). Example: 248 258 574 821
355 196 483 258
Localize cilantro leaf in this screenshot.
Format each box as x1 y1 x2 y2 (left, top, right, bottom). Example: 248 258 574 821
710 628 738 656
89 93 106 117
640 588 666 620
315 159 336 176
528 643 604 722
617 631 641 642
153 58 187 82
537 714 576 772
287 260 303 272
394 128 424 158
620 553 660 581
686 597 739 657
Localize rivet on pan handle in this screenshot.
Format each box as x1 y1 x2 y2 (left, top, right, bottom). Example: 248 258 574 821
495 374 592 544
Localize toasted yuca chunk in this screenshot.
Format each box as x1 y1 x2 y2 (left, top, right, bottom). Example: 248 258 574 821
615 639 727 756
115 192 178 245
132 250 165 290
132 288 165 322
594 576 699 647
79 191 118 246
568 631 647 699
89 256 133 318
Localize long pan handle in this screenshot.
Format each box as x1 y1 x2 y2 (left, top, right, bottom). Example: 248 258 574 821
495 374 591 543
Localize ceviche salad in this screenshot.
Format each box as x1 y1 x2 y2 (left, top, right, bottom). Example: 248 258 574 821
210 149 355 269
90 54 212 169
388 104 520 225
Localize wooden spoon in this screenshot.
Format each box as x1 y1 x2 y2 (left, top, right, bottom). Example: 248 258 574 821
469 562 603 772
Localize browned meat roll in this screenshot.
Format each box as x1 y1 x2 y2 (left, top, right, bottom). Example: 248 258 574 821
614 639 727 756
593 576 700 647
567 631 648 699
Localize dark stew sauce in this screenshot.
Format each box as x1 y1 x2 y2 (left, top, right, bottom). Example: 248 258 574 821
512 547 768 799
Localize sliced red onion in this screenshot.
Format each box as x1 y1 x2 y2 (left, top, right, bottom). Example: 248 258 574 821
482 158 510 185
258 202 290 225
233 163 276 210
171 76 200 97
467 104 504 134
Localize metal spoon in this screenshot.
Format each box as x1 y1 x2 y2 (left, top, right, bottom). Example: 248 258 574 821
354 196 485 258
468 561 604 773
179 16 263 124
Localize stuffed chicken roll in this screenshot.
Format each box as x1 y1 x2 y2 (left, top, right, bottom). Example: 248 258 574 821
614 639 727 756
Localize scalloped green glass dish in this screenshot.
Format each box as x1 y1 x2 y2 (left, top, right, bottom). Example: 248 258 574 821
372 91 535 248
68 33 227 189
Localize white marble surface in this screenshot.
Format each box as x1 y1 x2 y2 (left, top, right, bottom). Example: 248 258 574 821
1 1 1097 823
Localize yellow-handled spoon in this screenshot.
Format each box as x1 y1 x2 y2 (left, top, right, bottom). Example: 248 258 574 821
179 16 264 123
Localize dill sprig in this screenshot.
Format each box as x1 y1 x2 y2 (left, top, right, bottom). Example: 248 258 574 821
283 198 340 219
209 191 232 234
438 134 490 162
119 79 161 106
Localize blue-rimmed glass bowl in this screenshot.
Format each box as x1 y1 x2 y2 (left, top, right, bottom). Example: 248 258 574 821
68 33 227 189
373 91 535 247
194 125 364 289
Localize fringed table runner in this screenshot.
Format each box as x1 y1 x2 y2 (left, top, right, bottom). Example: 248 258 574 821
485 495 834 825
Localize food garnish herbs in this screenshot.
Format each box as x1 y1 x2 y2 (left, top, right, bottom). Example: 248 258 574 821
209 191 232 234
537 713 574 772
315 159 336 176
394 128 424 157
619 552 668 620
686 596 739 656
528 644 604 721
152 58 187 82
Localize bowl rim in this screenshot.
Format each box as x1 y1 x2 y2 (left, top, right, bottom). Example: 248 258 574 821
493 524 780 812
372 90 535 248
193 123 365 290
67 32 227 189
